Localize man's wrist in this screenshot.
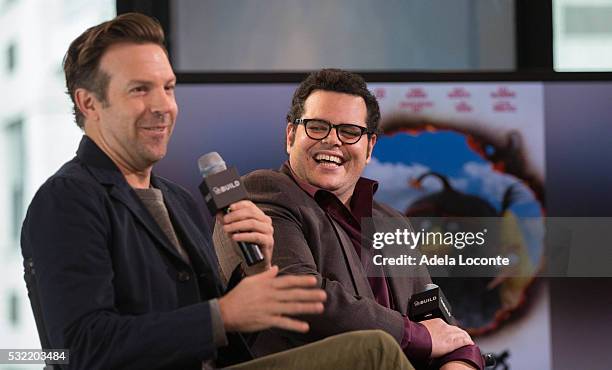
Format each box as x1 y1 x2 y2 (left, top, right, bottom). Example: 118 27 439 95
433 345 484 370
242 261 271 276
400 317 432 363
209 299 229 347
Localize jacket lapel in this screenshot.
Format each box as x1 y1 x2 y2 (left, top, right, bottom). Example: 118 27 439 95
154 177 225 298
384 262 413 314
371 210 423 314
76 136 188 265
326 215 373 299
279 164 374 298
108 182 189 265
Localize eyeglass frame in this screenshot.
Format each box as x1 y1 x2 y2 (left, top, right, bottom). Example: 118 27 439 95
293 118 376 145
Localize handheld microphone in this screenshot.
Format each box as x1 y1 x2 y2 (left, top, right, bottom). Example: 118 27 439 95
408 283 454 324
198 152 264 266
408 284 496 368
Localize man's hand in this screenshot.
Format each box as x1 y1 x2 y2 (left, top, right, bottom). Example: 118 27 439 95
219 200 274 272
440 361 477 370
420 318 474 357
218 266 326 333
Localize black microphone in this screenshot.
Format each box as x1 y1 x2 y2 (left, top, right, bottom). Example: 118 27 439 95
198 152 264 266
408 283 454 324
408 284 496 368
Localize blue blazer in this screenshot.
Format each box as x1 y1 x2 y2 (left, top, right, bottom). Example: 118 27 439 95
21 136 251 369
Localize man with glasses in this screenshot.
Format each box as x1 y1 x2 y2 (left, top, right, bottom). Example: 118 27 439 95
215 69 484 369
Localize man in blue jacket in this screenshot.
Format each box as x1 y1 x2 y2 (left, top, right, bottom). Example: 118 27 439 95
20 13 414 370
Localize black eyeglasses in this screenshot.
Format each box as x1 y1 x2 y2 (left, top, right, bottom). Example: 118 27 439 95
294 118 373 145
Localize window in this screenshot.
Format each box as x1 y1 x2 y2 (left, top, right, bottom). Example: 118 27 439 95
171 0 515 72
1 0 17 13
554 0 612 71
6 42 17 73
8 290 19 327
5 118 25 241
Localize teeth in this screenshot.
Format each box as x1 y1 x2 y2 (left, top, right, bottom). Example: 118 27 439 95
315 154 342 164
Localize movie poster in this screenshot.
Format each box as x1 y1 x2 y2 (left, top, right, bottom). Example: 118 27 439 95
364 82 549 369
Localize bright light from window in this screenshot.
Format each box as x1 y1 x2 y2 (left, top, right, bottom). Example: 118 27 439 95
554 0 612 71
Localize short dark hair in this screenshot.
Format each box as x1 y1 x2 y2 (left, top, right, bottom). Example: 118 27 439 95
286 68 381 133
63 12 167 128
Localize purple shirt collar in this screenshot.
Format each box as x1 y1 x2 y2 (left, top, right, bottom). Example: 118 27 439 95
282 161 378 220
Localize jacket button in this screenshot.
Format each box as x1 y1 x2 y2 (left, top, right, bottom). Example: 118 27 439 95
178 271 191 282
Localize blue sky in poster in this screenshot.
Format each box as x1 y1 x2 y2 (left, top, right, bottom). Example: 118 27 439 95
373 131 480 176
367 131 542 218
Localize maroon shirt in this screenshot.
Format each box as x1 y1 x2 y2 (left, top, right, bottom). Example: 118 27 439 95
285 162 483 370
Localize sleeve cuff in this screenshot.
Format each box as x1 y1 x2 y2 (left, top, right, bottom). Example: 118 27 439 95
400 316 432 363
433 345 484 370
209 299 228 348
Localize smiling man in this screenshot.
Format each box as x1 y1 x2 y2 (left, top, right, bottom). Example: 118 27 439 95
20 15 415 370
219 69 485 370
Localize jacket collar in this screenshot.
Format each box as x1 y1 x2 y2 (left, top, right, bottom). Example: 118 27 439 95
76 135 132 188
281 161 379 200
76 135 195 268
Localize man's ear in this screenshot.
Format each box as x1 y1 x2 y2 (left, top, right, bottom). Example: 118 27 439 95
286 122 296 155
365 134 377 164
74 88 101 123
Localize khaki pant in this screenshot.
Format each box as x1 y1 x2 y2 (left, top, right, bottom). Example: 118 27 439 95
226 330 415 370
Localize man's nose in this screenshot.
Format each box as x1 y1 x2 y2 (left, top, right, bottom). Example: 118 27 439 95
150 87 175 117
322 127 342 146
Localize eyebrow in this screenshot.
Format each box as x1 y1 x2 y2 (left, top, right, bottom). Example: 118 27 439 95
127 78 176 87
306 118 367 127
